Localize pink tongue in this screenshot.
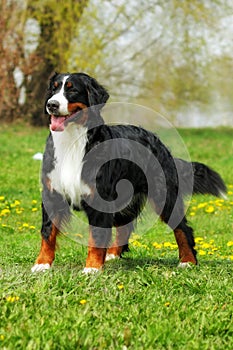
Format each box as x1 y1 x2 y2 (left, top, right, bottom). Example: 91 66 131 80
50 116 66 131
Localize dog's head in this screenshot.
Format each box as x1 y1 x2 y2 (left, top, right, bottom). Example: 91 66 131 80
45 72 109 131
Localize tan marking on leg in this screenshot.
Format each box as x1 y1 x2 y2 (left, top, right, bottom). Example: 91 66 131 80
107 225 132 258
174 229 197 265
85 228 107 269
35 224 59 266
85 247 107 269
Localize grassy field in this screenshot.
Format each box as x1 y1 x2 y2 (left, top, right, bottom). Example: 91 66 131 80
0 124 233 349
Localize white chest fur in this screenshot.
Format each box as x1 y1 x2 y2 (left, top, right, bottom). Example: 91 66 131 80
49 123 91 207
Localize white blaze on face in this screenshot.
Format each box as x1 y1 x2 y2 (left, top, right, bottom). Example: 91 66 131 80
47 75 70 115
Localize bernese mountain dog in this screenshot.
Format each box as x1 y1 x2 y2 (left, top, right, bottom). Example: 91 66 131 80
31 72 226 274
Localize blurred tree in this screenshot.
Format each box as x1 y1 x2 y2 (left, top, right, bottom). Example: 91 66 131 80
0 0 88 125
0 0 232 126
135 1 232 119
0 1 24 122
25 0 88 125
71 0 232 125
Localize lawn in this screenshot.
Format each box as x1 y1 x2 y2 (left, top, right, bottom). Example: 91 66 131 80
0 124 233 349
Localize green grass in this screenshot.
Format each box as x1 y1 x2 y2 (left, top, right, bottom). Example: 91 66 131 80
0 124 233 349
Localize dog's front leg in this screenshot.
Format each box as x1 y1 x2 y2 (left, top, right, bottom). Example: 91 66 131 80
83 225 112 274
31 203 59 272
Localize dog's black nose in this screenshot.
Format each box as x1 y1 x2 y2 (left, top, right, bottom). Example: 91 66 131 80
47 100 60 114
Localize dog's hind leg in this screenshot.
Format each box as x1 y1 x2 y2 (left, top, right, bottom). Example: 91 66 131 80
106 222 133 261
173 221 197 267
151 192 197 266
168 195 197 266
82 205 113 273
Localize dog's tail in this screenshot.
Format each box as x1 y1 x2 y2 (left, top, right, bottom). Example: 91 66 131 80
175 158 227 198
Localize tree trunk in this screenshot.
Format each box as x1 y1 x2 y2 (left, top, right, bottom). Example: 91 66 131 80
25 1 88 126
25 62 53 126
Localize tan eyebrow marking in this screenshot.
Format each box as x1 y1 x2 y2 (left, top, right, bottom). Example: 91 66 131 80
54 81 59 88
66 81 73 88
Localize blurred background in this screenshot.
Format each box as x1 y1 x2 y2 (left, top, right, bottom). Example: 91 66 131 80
1 0 232 127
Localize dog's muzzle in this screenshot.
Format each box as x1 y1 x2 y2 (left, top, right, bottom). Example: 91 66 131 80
46 100 60 115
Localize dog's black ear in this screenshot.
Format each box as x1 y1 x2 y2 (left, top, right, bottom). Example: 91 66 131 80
49 71 59 82
82 75 109 108
44 72 59 114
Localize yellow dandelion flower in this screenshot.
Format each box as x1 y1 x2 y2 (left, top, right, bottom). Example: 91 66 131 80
0 196 5 201
197 203 207 209
6 296 20 302
16 209 23 214
22 223 29 227
164 302 170 307
201 243 212 249
31 208 38 212
227 241 233 247
32 200 37 204
118 284 124 290
216 198 224 202
164 242 173 248
199 250 206 256
29 226 36 230
195 237 204 243
79 299 87 305
10 200 20 208
229 256 233 260
190 212 196 216
0 335 4 341
205 206 215 213
1 209 10 216
132 240 142 247
228 191 233 195
167 243 177 249
141 244 149 250
152 242 162 249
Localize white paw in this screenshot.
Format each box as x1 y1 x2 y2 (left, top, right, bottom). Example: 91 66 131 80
177 262 192 269
31 263 51 273
105 253 120 261
82 267 101 274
